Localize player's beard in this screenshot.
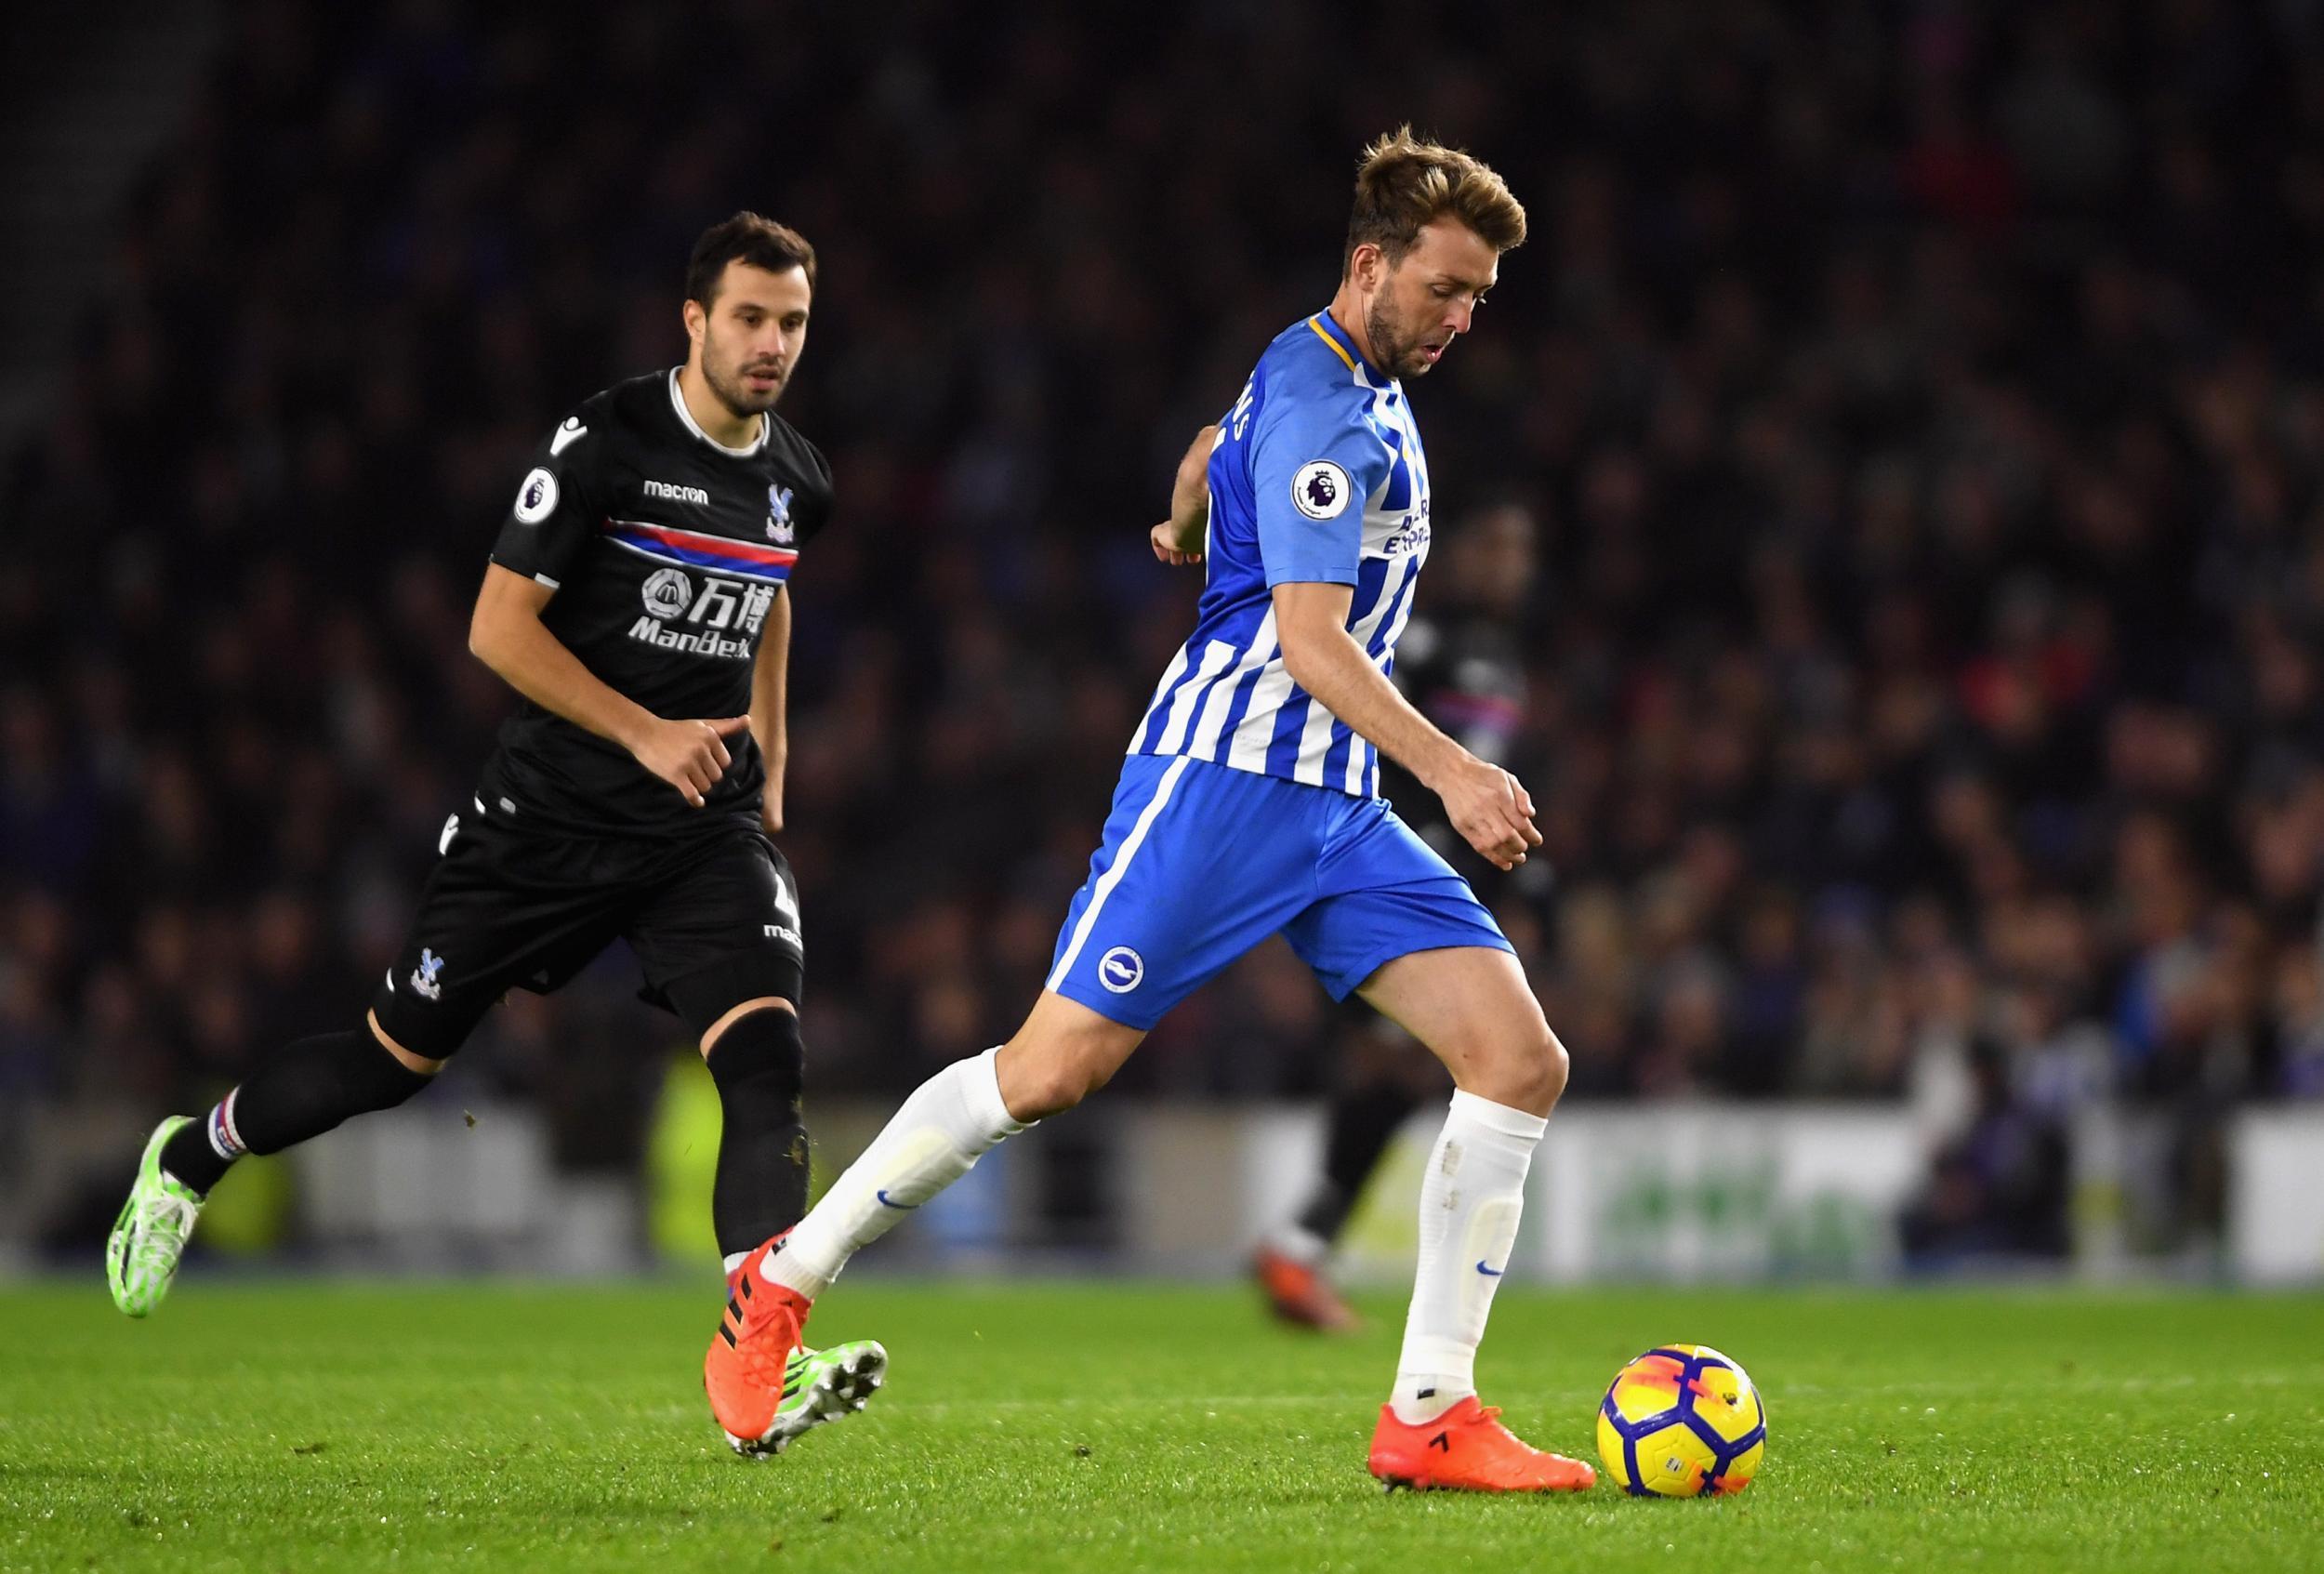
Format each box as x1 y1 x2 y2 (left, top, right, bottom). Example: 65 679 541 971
704 341 786 418
1365 296 1436 379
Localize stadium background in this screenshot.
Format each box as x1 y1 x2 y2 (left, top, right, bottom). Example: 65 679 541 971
3 0 2322 1284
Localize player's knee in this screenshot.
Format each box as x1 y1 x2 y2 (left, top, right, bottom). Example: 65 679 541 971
702 1005 806 1114
1480 1015 1565 1115
1000 1040 1116 1119
1004 1058 1093 1120
699 995 796 1058
999 995 1146 1119
1537 1024 1571 1105
366 1012 447 1076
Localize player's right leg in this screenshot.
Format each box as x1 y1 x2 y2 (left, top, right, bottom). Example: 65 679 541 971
758 755 1309 1309
109 1013 440 1316
709 992 1142 1453
110 798 620 1317
730 756 1310 1435
762 991 1146 1301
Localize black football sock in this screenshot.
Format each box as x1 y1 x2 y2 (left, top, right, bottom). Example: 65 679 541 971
160 1028 436 1196
1294 1075 1426 1246
704 1007 810 1263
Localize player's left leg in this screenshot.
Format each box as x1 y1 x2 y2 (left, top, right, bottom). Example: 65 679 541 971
684 995 889 1456
631 834 818 1275
1352 945 1592 1491
680 992 812 1279
1280 799 1590 1490
630 833 886 1457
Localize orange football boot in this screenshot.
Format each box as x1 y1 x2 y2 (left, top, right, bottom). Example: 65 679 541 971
1368 1396 1597 1492
704 1236 887 1458
1253 1244 1362 1332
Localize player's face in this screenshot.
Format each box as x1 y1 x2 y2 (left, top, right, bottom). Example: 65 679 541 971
689 261 812 417
1365 218 1499 378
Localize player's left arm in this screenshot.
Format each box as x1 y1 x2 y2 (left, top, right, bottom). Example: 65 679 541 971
1149 424 1219 565
749 584 791 835
1274 582 1540 871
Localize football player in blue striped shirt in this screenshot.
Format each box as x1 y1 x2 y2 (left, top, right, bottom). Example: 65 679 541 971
733 129 1593 1493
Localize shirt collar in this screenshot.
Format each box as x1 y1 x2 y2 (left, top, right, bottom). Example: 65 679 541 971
667 368 769 456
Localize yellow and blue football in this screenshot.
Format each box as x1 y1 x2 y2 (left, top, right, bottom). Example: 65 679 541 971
1595 1343 1766 1497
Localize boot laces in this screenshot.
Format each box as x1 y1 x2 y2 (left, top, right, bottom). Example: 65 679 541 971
735 1302 806 1389
136 1193 199 1268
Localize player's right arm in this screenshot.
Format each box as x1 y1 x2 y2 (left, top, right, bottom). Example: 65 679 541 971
474 416 745 809
467 568 746 809
1150 424 1219 565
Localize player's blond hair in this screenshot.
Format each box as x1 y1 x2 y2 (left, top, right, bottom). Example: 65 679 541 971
1343 126 1525 273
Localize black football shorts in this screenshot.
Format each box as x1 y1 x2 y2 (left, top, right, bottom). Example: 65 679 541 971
369 797 805 1058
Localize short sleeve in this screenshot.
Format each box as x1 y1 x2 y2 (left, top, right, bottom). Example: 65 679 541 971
793 444 837 547
1249 380 1392 589
488 413 608 589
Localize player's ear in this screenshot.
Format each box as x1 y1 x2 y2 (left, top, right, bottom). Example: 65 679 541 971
682 298 707 350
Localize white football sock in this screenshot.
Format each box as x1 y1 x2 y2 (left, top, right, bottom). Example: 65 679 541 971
763 1047 1025 1299
1390 1089 1547 1425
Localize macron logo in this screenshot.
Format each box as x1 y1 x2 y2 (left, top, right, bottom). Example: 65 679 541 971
644 479 710 506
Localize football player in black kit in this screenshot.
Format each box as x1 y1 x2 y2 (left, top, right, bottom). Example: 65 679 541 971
1251 502 1543 1330
106 212 886 1458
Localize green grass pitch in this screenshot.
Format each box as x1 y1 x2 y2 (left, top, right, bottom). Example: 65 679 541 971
2 1279 2317 1572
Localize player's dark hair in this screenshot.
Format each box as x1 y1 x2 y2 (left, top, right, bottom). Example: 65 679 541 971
686 212 818 305
1343 126 1526 274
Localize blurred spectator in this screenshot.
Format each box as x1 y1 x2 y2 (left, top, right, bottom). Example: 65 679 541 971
1901 1037 2072 1269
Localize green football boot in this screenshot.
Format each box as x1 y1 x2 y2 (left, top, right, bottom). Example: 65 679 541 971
107 1117 206 1317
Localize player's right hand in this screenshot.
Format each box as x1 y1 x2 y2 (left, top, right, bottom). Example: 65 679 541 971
629 715 751 808
1434 754 1542 871
1150 519 1204 565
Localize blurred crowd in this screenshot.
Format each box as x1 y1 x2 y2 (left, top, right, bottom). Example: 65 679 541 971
6 2 2324 1253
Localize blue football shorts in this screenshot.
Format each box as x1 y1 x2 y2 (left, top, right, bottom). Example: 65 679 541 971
1044 753 1514 1029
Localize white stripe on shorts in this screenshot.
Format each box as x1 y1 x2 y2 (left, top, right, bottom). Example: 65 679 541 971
1046 755 1193 993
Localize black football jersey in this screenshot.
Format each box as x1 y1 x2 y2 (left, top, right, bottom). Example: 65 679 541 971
479 368 834 837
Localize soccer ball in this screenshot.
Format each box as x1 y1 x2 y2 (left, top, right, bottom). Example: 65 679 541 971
1595 1343 1766 1497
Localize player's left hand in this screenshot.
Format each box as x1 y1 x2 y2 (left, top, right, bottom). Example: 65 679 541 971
761 787 785 837
1151 520 1203 566
1433 754 1543 872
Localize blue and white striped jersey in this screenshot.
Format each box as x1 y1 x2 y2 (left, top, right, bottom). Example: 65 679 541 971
1130 311 1432 798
